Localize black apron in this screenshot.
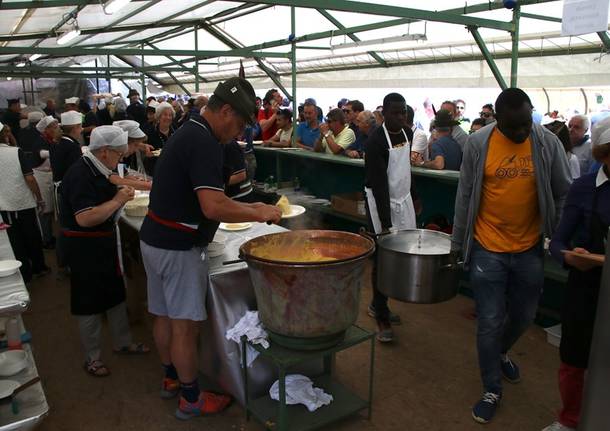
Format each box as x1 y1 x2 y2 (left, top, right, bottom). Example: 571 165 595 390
63 229 125 316
560 187 608 368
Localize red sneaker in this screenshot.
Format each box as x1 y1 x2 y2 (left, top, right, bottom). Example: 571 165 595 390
160 378 179 399
175 391 232 420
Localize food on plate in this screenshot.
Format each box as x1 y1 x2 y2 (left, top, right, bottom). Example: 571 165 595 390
124 195 149 217
276 195 291 215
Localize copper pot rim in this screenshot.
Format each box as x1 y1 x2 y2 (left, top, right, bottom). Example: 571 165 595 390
239 230 375 267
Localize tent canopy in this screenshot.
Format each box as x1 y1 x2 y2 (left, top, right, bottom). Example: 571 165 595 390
0 0 608 93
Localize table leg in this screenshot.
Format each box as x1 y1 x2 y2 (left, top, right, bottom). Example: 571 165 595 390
278 367 287 431
241 339 250 421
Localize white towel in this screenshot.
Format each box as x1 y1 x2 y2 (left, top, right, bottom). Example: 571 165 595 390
225 310 269 367
269 374 333 412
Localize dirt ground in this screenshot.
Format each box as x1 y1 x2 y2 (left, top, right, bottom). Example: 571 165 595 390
25 248 561 431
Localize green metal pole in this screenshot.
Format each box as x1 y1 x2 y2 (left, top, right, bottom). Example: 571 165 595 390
140 43 146 98
107 55 111 93
194 25 199 93
291 6 297 147
469 26 508 90
510 5 520 88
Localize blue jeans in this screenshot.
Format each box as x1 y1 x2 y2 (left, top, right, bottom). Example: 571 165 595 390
470 241 544 395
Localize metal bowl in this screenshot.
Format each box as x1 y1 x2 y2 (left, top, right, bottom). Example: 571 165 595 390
240 230 374 350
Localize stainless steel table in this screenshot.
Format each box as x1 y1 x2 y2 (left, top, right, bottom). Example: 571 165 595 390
121 215 322 406
0 230 48 430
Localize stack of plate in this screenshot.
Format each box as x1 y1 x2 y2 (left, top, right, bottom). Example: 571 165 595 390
208 232 227 258
0 350 28 377
0 260 21 277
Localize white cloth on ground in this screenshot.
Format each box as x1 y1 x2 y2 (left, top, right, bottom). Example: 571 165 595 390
269 374 333 412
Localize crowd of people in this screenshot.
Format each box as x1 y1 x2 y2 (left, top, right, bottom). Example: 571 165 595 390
0 79 608 430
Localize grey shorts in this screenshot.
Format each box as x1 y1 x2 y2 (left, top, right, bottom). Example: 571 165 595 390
140 241 209 321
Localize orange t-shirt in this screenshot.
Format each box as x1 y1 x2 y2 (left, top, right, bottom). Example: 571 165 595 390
474 128 541 253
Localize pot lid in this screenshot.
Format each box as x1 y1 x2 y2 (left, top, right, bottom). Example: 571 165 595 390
378 229 451 255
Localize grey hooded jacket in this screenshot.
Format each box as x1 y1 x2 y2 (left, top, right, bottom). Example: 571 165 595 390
451 122 572 265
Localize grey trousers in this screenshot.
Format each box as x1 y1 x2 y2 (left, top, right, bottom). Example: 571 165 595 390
76 302 133 362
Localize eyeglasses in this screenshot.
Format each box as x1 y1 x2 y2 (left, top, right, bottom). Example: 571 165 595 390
480 112 492 118
109 148 124 158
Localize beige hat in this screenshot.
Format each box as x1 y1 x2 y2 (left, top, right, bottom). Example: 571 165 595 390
65 97 79 105
27 111 44 123
113 120 146 139
36 116 59 133
60 111 82 126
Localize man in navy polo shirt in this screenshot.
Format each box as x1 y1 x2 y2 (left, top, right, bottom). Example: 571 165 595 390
296 100 321 150
140 77 282 420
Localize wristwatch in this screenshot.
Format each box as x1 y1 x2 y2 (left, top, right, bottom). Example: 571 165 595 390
324 131 331 138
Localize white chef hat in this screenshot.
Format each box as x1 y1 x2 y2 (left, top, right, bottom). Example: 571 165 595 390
113 97 127 112
155 101 175 119
27 111 44 123
65 97 79 105
89 125 128 151
596 128 610 147
35 116 59 133
60 111 82 126
591 116 610 147
113 120 146 139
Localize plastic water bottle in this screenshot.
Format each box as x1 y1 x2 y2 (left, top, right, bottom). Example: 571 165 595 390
6 317 21 350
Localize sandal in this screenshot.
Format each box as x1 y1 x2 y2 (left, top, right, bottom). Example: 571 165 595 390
85 359 110 377
113 342 151 355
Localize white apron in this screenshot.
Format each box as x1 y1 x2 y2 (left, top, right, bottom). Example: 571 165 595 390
32 159 54 214
364 123 416 234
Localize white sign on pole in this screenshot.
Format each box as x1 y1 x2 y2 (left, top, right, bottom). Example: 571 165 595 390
562 0 610 36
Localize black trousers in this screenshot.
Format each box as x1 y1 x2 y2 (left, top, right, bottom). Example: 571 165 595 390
1 208 46 283
560 267 601 369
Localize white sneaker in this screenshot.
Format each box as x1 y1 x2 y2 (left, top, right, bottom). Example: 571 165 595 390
542 422 576 431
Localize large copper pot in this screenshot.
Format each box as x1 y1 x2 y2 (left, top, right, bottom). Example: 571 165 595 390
239 230 374 350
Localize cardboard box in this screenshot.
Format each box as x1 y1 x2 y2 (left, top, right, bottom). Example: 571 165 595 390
331 192 366 219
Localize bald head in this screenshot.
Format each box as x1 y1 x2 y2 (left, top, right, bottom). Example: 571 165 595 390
195 95 208 109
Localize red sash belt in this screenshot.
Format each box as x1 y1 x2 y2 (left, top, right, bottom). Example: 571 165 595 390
147 210 197 234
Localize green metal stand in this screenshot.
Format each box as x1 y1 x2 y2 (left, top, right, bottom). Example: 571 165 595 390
242 325 375 431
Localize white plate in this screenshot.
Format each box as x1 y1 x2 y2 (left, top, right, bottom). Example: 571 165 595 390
252 140 263 145
0 260 22 277
282 205 306 219
207 248 225 258
0 350 27 377
0 380 19 399
219 222 253 232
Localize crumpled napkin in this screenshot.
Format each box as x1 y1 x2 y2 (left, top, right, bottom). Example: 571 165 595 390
269 374 333 412
225 310 269 367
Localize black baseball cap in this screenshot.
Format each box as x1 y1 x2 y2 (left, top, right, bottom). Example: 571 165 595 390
434 109 460 128
213 77 256 125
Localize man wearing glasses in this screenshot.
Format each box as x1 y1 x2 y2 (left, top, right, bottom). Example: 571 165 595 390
314 108 355 155
480 103 496 125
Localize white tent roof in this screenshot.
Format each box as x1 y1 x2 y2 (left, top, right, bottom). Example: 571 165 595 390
0 0 608 91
